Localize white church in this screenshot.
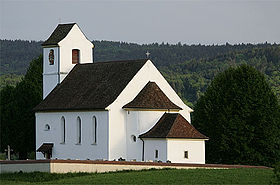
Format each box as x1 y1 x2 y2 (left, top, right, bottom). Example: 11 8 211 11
34 23 208 164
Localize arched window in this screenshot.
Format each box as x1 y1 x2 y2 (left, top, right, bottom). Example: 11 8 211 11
44 124 50 131
92 116 97 144
77 117 81 144
72 49 80 64
61 117 65 143
49 49 54 65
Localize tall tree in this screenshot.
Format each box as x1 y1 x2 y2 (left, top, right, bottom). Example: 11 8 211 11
192 65 280 167
0 55 42 159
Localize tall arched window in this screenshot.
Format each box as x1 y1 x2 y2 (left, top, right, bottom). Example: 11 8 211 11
92 116 97 144
77 117 81 144
61 116 65 143
72 49 80 64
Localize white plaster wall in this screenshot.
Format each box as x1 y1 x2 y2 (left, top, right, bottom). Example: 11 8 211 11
107 109 127 161
143 139 167 162
36 111 108 160
126 111 166 161
43 47 59 99
0 162 210 174
43 75 59 99
58 24 93 74
107 60 192 162
107 60 192 123
167 139 206 164
51 163 166 173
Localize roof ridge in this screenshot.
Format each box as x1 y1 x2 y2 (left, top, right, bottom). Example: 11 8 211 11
58 23 76 25
75 59 148 66
94 59 148 64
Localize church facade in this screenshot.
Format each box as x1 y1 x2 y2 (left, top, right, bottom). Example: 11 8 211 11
35 23 208 164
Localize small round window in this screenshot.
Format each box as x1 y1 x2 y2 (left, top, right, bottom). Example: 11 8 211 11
131 135 137 142
44 124 50 131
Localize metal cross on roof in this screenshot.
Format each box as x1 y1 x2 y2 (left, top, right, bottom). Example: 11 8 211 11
146 51 150 59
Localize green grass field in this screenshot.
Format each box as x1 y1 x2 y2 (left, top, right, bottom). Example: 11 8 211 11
0 168 275 185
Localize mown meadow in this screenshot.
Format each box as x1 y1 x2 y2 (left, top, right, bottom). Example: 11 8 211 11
0 168 275 185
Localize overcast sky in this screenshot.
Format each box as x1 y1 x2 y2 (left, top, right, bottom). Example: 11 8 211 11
0 0 280 45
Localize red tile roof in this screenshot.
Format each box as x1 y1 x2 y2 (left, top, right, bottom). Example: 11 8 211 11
123 82 182 110
140 113 208 139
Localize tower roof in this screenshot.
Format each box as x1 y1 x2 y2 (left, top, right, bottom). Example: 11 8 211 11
42 23 76 46
34 59 148 111
123 82 182 110
140 113 208 139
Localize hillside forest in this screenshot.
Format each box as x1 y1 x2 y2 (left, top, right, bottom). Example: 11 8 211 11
0 39 279 106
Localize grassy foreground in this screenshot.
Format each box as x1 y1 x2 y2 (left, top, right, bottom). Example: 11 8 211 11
0 168 274 185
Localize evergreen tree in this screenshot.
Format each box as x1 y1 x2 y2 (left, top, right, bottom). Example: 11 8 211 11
0 55 42 159
192 65 280 167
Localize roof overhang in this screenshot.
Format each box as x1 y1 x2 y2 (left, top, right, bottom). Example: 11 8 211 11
35 108 107 113
140 137 209 140
37 143 54 153
41 44 59 47
123 108 181 112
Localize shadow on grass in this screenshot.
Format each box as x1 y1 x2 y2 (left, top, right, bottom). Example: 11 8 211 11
0 168 162 183
0 171 91 182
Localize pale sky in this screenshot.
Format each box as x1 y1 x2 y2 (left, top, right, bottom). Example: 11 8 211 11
0 0 280 45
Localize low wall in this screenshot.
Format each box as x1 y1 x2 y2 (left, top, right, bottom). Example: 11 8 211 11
0 160 271 174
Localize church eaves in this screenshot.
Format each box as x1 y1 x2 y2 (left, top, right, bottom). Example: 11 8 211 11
42 23 75 46
123 82 182 110
34 59 148 111
140 113 209 139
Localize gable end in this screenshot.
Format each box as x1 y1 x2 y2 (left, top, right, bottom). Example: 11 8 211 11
42 23 75 46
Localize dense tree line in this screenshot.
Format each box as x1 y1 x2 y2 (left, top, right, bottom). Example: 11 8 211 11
0 39 276 74
192 65 280 167
161 45 280 105
0 40 42 75
0 55 42 159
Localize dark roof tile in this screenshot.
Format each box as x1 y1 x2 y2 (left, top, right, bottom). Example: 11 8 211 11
140 113 208 139
123 82 182 110
42 23 75 46
34 59 148 111
36 143 53 153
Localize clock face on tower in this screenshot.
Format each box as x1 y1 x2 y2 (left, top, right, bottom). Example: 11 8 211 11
49 49 54 65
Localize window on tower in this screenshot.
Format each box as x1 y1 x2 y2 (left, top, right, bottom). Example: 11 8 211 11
72 49 80 64
49 49 54 65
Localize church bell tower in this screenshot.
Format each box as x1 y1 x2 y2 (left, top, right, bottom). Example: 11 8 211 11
42 23 94 99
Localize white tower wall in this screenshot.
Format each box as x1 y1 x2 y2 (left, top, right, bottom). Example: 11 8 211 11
42 24 94 99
